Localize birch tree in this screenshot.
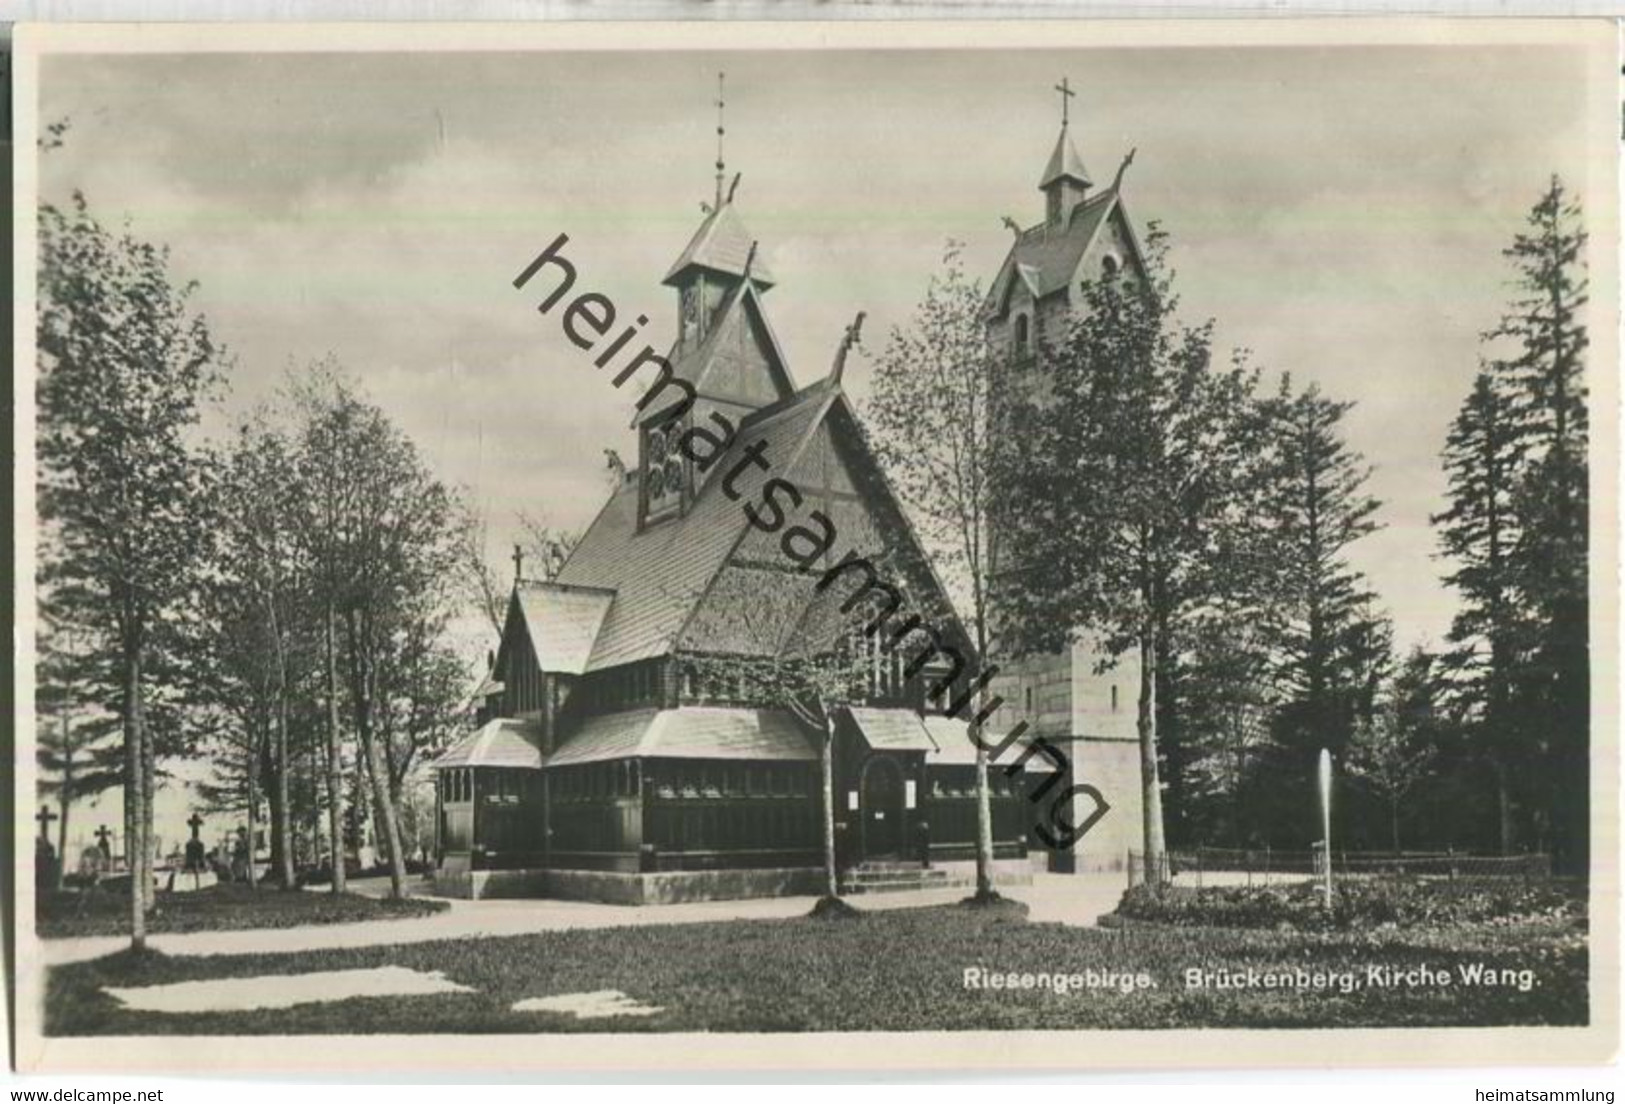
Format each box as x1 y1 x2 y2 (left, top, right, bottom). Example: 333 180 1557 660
865 243 1003 900
37 192 225 948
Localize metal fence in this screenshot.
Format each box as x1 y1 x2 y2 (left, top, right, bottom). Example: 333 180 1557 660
1126 846 1553 890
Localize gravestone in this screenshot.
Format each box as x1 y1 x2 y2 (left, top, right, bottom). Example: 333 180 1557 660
184 812 207 873
35 836 58 890
35 806 60 889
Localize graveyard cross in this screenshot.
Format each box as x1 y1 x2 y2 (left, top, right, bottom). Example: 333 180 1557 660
36 804 58 842
188 812 205 841
94 824 113 855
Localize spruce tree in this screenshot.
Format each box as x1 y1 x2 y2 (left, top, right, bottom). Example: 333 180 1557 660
1494 178 1589 872
1434 368 1529 852
1251 378 1384 842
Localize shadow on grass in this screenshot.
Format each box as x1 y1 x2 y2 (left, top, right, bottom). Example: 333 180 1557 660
44 900 1588 1035
37 884 448 940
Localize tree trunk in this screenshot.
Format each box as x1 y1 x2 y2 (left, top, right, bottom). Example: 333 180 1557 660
122 647 146 952
324 604 348 894
245 718 260 891
971 625 995 898
1495 759 1515 856
973 742 994 895
57 715 72 891
264 744 284 882
821 715 838 899
268 596 296 889
273 697 295 888
139 672 156 912
1138 630 1167 884
349 609 408 900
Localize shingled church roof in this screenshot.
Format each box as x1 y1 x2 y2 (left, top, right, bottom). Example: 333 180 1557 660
636 266 795 429
432 717 545 770
983 187 1134 317
549 707 819 766
512 581 616 675
1039 126 1092 190
556 382 839 671
662 201 776 289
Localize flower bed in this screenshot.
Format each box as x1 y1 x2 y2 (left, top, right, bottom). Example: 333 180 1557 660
1112 877 1583 933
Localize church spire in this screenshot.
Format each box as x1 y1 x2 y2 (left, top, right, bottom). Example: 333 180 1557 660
714 71 727 211
663 76 774 295
1040 77 1092 225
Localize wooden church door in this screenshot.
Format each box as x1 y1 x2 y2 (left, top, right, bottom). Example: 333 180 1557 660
859 757 905 860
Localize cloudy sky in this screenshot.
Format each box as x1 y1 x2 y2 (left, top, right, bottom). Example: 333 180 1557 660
35 41 1602 842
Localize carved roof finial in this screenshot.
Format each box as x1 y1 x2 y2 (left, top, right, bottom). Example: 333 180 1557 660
829 311 866 388
1112 147 1137 192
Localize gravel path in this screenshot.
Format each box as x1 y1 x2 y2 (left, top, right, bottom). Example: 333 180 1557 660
41 873 1130 967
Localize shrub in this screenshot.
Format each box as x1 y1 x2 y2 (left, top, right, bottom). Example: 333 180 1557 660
1114 878 1581 932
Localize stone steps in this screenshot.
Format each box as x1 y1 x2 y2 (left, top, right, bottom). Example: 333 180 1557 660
837 863 953 895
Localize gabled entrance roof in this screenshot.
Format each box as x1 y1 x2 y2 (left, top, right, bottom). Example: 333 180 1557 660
431 718 545 770
548 707 819 766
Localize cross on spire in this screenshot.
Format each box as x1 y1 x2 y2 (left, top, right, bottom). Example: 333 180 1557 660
1054 77 1076 128
512 543 525 584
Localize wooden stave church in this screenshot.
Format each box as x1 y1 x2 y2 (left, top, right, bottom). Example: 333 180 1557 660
430 179 1037 903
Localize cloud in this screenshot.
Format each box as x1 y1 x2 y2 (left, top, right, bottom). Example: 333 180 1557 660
36 43 1602 658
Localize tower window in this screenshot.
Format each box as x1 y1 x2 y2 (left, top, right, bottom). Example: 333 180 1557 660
1014 314 1030 357
642 420 686 524
1102 254 1121 279
1110 685 1119 713
1024 686 1034 714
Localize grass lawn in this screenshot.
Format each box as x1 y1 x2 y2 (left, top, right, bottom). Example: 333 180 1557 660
46 901 1586 1033
37 884 448 940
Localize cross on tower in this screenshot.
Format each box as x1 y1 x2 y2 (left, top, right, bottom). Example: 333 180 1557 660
512 543 524 584
1054 77 1076 127
188 812 205 841
36 804 57 841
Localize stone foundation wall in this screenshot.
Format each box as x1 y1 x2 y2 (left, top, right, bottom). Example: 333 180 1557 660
435 865 826 904
1069 736 1141 873
929 858 1035 886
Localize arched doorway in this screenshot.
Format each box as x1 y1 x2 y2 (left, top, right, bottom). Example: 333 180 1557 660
859 757 906 860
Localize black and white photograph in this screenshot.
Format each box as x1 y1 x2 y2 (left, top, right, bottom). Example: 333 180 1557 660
11 19 1618 1074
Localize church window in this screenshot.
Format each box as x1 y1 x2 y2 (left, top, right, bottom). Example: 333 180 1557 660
1111 685 1119 713
1024 686 1034 714
681 282 702 345
1014 314 1030 357
1102 253 1121 279
643 421 686 524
